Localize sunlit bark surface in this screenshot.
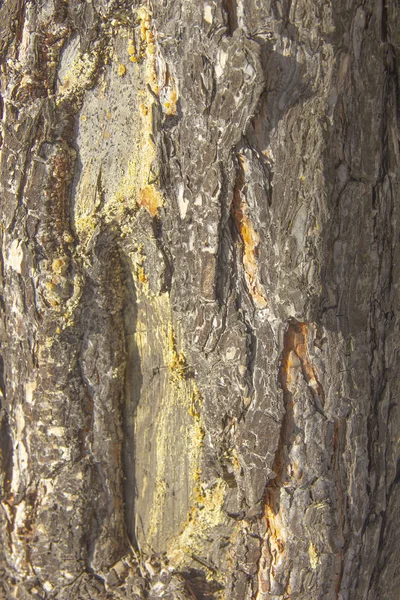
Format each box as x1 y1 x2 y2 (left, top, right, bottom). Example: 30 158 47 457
0 1 399 598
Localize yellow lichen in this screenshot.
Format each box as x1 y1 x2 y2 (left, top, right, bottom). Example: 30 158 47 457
137 265 147 284
139 102 149 116
71 16 165 239
131 294 206 551
74 213 99 250
59 273 84 329
148 477 168 538
187 386 205 480
113 158 140 208
163 85 178 116
127 37 137 61
52 257 68 275
137 6 151 43
117 63 126 77
168 478 228 579
166 323 189 383
62 231 74 244
110 83 163 218
56 51 98 104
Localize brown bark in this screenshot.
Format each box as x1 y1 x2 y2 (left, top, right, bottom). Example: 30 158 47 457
0 1 399 598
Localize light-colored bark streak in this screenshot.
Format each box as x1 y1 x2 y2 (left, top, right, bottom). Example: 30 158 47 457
0 0 399 599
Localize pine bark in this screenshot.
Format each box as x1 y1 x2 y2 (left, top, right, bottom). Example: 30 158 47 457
0 1 399 599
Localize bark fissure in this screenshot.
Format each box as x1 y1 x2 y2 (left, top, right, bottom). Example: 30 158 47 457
1 0 400 598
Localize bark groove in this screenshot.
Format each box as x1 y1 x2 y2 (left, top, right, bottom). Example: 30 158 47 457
0 0 399 598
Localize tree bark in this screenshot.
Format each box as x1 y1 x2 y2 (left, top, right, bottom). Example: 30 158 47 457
0 1 399 598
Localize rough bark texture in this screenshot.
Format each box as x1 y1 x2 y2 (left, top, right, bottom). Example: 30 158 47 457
0 0 399 598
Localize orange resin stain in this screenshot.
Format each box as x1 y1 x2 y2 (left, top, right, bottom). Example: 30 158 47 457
257 321 325 595
139 184 163 217
257 492 289 597
280 321 324 398
265 503 285 555
232 159 268 309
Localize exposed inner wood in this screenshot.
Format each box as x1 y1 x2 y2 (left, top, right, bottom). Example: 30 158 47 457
0 0 399 598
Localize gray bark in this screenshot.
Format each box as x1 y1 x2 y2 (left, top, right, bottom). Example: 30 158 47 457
0 0 399 598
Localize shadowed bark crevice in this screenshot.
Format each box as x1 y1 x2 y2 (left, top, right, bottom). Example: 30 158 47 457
1 1 400 598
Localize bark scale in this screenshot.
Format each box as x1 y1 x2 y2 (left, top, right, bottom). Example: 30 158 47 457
0 1 399 599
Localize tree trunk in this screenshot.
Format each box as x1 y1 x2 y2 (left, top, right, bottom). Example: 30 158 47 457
0 0 399 598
